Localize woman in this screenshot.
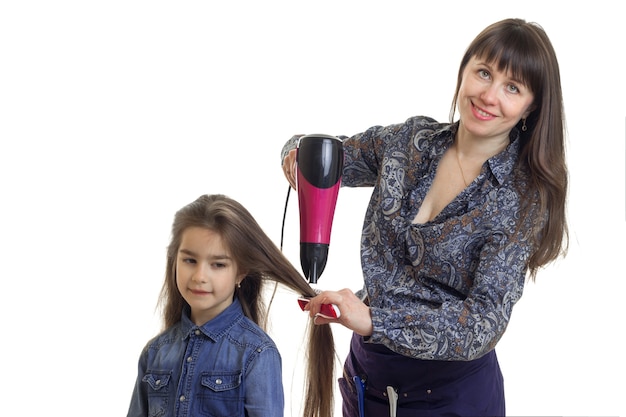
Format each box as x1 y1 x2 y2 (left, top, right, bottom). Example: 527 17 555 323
281 18 568 416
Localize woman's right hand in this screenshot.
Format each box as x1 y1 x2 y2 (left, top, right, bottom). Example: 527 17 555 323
282 148 298 190
305 288 374 337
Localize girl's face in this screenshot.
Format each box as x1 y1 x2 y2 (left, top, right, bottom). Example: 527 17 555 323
176 226 244 326
457 56 535 143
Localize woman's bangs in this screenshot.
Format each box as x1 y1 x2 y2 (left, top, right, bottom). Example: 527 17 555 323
474 35 542 93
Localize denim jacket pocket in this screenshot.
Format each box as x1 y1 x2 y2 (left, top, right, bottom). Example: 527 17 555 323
142 371 172 392
201 371 242 392
142 371 172 417
198 371 244 416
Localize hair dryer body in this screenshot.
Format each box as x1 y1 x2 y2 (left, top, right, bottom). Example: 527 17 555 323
296 134 343 284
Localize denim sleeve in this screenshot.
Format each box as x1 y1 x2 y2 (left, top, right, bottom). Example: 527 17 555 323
126 350 149 417
244 345 284 417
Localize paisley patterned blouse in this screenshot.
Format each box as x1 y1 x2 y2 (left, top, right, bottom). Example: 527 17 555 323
282 115 539 361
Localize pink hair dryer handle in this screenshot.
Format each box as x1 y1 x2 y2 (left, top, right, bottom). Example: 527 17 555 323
296 134 343 283
297 177 341 244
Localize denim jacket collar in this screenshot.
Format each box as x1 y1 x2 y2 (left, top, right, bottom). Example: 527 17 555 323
180 298 245 342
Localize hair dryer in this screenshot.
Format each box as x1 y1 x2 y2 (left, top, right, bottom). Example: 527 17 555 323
296 134 343 284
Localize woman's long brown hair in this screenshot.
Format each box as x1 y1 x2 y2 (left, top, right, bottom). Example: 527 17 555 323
450 18 569 278
157 194 335 417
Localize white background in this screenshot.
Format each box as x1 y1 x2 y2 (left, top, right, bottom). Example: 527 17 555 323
1 1 624 416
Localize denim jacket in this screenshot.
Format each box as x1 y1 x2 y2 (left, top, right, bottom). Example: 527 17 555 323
127 299 284 417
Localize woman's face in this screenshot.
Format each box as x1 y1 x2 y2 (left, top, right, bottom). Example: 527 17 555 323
457 56 535 142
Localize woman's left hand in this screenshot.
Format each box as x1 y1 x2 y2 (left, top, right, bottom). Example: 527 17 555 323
305 288 373 336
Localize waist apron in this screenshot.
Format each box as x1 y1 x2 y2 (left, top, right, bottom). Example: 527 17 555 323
339 333 505 417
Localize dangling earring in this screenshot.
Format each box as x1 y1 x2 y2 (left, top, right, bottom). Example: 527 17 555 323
521 118 528 132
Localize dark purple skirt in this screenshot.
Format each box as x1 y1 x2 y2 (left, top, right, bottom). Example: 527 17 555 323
339 333 505 417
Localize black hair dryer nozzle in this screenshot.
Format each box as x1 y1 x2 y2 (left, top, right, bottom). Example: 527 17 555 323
300 243 329 285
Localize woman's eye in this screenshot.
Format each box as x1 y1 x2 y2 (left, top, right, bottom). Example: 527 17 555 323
478 69 490 79
507 84 519 94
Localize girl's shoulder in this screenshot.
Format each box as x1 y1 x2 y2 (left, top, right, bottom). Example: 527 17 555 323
142 323 184 351
230 315 279 350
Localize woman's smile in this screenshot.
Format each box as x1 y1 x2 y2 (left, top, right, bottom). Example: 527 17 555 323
471 101 496 120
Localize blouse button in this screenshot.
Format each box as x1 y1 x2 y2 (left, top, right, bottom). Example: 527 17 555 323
216 379 223 385
195 330 201 335
426 389 432 395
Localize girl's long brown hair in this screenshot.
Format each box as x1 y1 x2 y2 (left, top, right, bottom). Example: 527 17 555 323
450 18 569 278
157 194 335 417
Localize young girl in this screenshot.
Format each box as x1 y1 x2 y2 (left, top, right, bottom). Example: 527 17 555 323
127 194 336 417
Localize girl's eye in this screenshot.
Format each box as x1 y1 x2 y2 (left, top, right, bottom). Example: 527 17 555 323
182 258 196 264
213 262 226 269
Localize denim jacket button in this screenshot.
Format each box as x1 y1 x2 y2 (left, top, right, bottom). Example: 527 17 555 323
215 379 223 385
